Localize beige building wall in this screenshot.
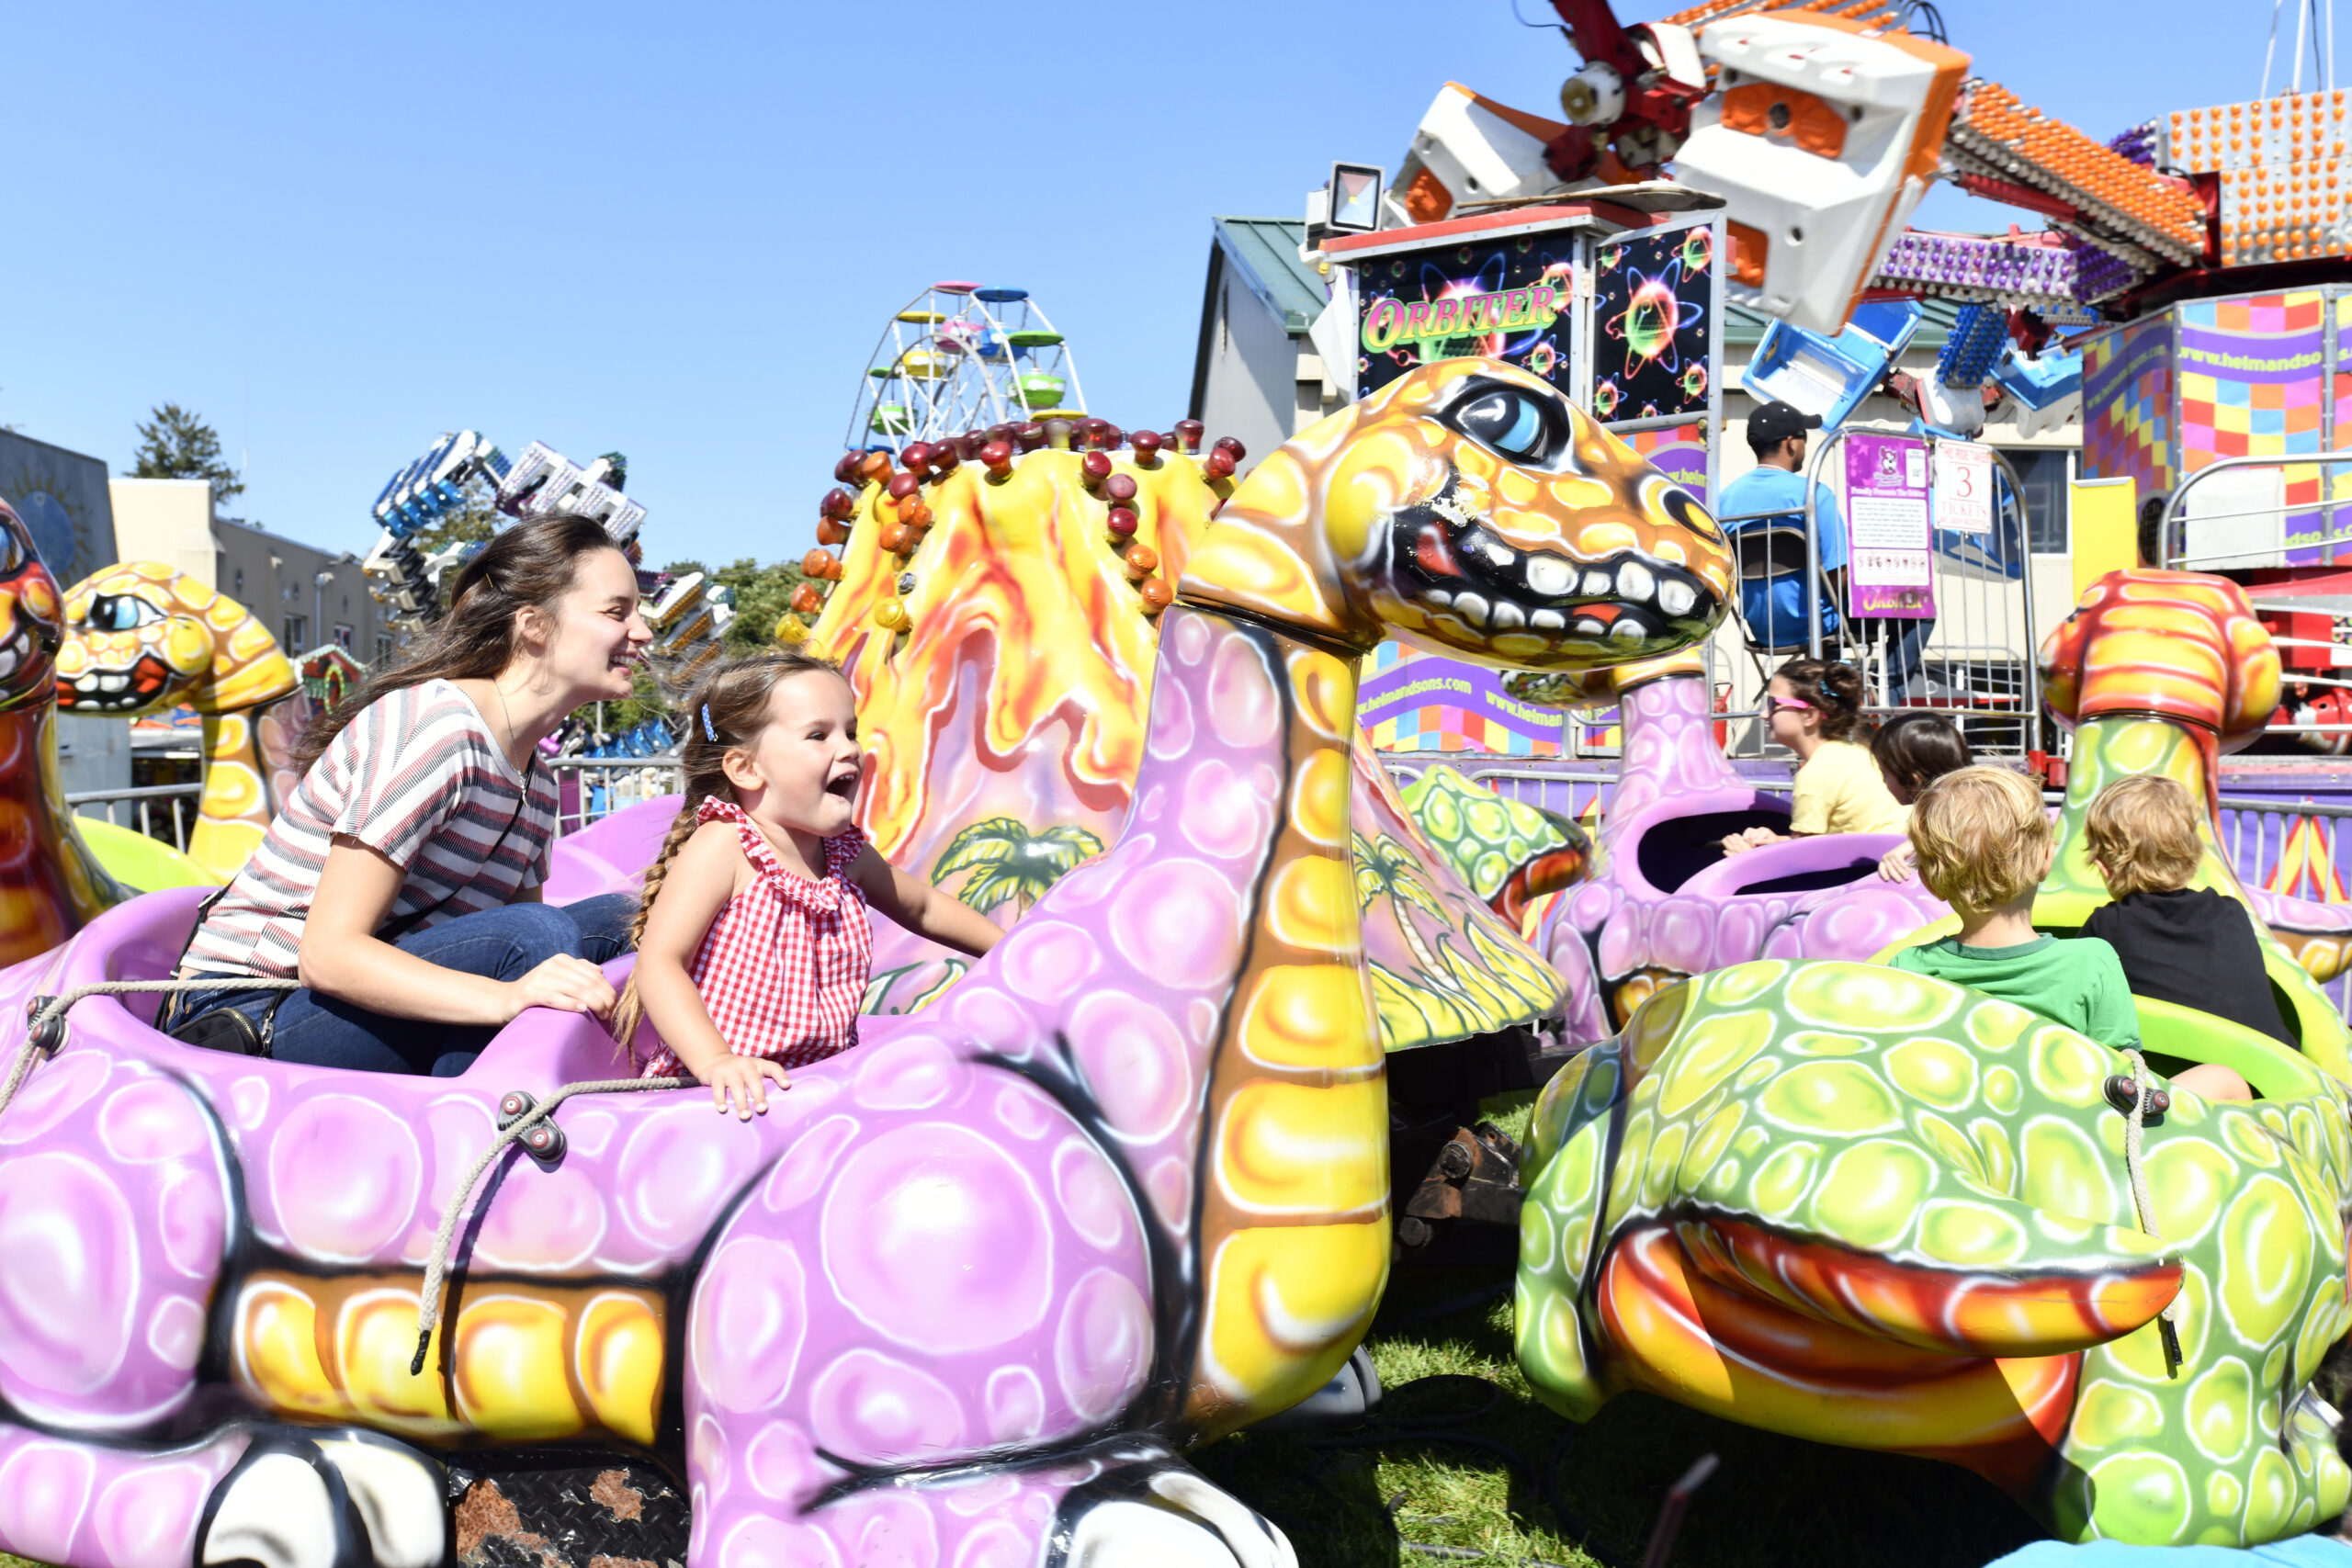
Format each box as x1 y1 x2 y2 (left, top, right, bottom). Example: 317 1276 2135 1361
99 482 380 660
106 479 218 591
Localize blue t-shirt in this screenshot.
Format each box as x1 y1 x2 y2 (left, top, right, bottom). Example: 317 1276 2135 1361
1716 465 1848 572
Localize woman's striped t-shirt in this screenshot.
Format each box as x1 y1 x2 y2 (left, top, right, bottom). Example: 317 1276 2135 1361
182 679 558 981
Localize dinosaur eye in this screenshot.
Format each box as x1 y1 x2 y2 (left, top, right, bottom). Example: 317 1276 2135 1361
1450 385 1566 466
87 594 161 633
1642 475 1723 543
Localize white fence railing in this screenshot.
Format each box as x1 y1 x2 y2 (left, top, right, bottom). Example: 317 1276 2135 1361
66 784 202 852
550 757 683 837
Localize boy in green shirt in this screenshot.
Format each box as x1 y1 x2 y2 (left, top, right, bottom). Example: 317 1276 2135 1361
1889 766 2141 1046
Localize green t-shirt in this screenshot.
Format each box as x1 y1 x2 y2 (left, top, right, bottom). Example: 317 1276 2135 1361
1889 934 2142 1048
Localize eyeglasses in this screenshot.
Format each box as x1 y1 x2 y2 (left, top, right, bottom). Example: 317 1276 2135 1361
1764 695 1813 717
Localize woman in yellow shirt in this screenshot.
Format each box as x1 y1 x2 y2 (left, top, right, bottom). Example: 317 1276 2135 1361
1720 658 1908 856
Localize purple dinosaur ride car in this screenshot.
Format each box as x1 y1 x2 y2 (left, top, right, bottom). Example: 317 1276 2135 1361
0 357 1734 1568
1507 655 1948 1042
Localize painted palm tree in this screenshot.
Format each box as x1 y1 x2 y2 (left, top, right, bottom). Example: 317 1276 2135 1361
1353 830 1464 991
931 817 1106 915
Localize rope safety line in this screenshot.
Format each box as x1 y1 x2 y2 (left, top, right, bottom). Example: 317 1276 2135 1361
409 1074 689 1375
2119 1048 2187 1378
0 977 698 1382
0 978 307 1120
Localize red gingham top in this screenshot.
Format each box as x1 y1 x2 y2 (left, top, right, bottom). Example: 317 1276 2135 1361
640 796 873 1078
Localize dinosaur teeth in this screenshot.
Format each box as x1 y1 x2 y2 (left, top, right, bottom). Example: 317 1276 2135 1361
1464 530 1517 570
1525 555 1575 598
1531 609 1566 631
1617 562 1656 604
1426 589 1453 608
1658 581 1697 617
1610 619 1645 644
1576 616 1608 637
1491 601 1527 630
96 672 129 694
1453 592 1491 628
1582 570 1613 598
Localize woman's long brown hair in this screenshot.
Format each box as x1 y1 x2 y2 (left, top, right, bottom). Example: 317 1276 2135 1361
608 649 849 1060
293 513 627 773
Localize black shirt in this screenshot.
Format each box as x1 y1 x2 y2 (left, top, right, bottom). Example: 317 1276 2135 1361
2080 887 2297 1048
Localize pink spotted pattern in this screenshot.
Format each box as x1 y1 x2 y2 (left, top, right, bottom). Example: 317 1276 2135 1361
641 798 874 1077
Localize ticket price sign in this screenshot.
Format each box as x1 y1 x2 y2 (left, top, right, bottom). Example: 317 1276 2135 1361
1933 441 1995 535
1843 434 1935 617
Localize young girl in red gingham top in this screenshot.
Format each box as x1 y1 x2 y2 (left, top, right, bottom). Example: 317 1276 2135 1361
610 650 1001 1118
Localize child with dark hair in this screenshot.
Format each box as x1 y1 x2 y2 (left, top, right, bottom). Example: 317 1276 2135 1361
1871 712 1972 883
1721 657 1907 856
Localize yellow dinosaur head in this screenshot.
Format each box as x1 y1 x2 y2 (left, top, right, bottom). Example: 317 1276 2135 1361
56 563 296 716
1178 356 1733 667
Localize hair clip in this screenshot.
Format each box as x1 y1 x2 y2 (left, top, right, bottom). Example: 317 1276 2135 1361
701 704 718 743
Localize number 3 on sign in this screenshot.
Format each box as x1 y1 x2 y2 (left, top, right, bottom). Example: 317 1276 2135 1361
1934 442 1994 535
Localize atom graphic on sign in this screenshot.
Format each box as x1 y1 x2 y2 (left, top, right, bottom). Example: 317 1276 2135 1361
1598 242 1709 384
1591 379 1621 420
1680 226 1713 276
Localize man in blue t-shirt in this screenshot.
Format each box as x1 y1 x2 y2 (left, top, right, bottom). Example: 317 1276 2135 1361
1717 401 1847 652
1716 400 1931 701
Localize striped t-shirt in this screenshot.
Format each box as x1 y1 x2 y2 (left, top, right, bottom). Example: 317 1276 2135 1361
182 679 558 981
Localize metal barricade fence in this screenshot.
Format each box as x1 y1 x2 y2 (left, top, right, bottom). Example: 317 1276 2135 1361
550 757 683 837
1706 428 2041 761
66 784 202 852
2163 450 2352 743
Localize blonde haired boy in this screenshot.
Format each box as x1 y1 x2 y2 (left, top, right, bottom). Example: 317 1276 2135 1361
2082 774 2294 1051
1889 767 2140 1049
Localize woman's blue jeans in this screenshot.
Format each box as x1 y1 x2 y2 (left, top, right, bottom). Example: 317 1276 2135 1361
175 893 636 1077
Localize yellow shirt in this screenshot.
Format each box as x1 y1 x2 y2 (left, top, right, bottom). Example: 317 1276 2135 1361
1789 739 1908 837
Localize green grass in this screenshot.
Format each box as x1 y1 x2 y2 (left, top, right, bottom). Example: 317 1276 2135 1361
1203 1267 2047 1568
1197 1091 2050 1567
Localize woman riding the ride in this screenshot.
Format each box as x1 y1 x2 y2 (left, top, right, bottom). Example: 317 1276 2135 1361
168 514 650 1076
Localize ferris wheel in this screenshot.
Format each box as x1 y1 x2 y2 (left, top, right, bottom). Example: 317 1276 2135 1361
845 282 1088 456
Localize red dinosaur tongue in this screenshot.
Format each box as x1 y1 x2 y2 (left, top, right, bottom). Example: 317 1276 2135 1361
1595 1224 2091 1498
1678 1215 2182 1359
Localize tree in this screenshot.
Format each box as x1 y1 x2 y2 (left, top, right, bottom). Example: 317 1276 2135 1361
662 556 808 653
130 404 243 512
1354 830 1464 991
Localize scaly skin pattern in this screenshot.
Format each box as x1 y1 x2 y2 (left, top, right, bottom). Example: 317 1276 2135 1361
54 563 298 879
0 357 1732 1567
1398 762 1590 930
0 501 119 965
1514 571 2352 1548
1515 961 2352 1545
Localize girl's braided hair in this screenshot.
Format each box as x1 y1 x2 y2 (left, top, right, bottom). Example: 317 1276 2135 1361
608 648 849 1057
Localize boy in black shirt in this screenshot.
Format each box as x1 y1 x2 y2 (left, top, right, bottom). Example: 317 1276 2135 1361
2081 774 2295 1070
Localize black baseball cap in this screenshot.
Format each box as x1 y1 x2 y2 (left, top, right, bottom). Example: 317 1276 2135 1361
1749 400 1825 446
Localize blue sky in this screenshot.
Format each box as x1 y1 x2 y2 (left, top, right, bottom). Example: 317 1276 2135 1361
4 1 2324 568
